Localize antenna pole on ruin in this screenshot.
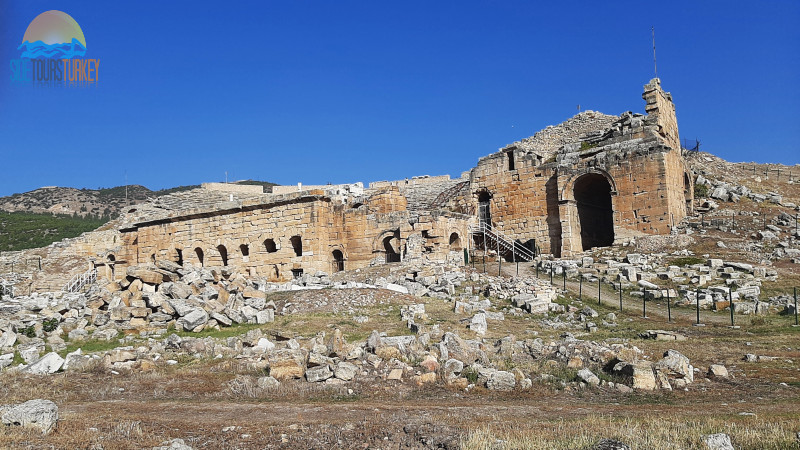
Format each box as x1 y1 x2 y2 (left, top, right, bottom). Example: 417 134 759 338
125 172 128 203
652 26 658 79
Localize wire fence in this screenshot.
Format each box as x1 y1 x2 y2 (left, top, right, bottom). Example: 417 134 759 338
740 163 800 182
536 267 800 329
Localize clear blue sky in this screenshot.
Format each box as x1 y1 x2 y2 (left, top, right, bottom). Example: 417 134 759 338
1 1 798 196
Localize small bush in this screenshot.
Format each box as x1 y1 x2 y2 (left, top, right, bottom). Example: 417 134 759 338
462 366 479 384
42 318 59 333
19 325 36 338
694 183 708 198
579 141 598 151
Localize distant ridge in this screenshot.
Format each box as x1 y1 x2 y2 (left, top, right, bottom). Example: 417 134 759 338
0 180 278 219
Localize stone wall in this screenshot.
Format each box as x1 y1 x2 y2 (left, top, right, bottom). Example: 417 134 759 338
116 188 472 282
462 79 691 257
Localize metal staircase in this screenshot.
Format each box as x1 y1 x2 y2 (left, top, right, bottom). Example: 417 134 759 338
64 267 97 293
469 222 535 262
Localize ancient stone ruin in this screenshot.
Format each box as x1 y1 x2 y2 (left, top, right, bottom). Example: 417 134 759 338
2 78 691 291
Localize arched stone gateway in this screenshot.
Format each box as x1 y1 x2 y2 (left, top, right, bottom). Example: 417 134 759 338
332 249 345 272
574 173 615 251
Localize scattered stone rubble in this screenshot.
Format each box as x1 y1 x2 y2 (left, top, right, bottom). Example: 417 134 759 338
0 258 736 394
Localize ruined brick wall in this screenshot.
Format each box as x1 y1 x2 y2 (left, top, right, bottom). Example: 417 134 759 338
464 79 690 257
643 78 680 151
117 189 471 282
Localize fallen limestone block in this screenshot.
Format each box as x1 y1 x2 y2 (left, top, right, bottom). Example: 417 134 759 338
708 364 729 379
23 352 64 375
577 368 600 386
0 399 58 434
152 438 194 450
613 361 656 390
704 433 734 450
486 370 515 391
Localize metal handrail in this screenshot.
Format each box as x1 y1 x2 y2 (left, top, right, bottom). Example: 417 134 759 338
63 267 97 293
469 222 535 261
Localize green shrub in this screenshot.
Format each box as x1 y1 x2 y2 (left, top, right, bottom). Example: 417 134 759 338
42 318 59 333
462 366 479 384
694 184 708 198
19 325 36 338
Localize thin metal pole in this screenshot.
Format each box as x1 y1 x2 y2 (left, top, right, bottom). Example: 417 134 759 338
549 268 553 284
497 236 501 276
619 283 622 311
579 275 582 300
562 269 566 291
536 264 539 278
643 290 647 318
729 289 735 327
696 289 701 325
794 287 798 326
667 289 672 322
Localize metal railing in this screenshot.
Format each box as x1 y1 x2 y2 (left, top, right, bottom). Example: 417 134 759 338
63 267 97 293
469 222 535 262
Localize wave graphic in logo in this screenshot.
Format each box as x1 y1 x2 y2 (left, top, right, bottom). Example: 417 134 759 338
19 38 86 59
19 10 87 59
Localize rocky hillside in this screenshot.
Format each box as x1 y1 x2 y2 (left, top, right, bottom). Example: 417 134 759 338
0 181 278 219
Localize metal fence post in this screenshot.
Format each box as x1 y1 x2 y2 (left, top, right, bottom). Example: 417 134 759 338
618 283 623 312
667 289 672 322
579 274 582 300
794 287 798 327
696 289 701 325
729 289 735 327
562 269 566 291
642 290 647 318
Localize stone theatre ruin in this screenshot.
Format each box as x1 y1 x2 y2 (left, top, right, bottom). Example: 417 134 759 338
4 78 694 291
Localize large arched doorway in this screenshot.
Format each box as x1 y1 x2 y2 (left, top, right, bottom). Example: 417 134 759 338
574 173 614 251
383 235 400 263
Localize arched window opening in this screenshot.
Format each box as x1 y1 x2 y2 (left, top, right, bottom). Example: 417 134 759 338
449 232 462 250
217 245 229 266
478 191 492 226
264 238 277 253
195 248 205 267
290 235 302 257
574 173 615 251
332 249 345 272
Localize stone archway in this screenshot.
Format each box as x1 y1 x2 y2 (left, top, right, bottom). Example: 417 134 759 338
573 173 615 251
332 249 345 272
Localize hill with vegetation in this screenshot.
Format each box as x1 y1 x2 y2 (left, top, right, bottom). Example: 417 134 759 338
0 180 278 251
0 211 108 252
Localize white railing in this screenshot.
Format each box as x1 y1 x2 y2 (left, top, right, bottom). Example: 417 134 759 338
64 267 97 293
469 222 535 262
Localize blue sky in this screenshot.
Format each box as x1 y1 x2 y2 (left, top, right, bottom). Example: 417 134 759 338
0 1 798 196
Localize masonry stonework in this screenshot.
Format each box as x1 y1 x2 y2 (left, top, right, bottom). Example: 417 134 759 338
3 79 692 291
